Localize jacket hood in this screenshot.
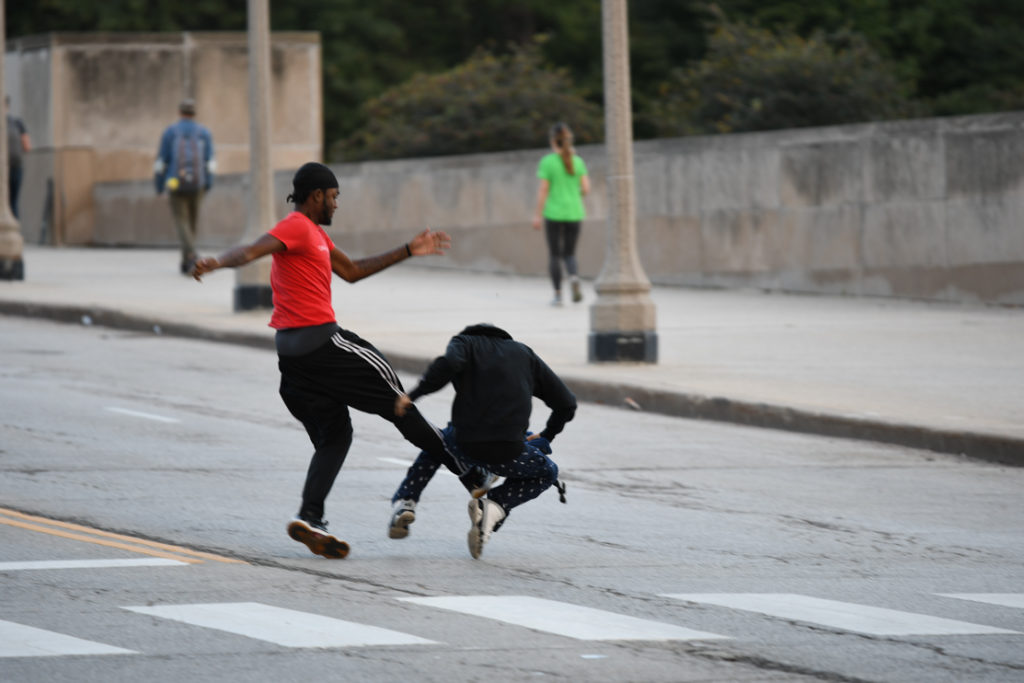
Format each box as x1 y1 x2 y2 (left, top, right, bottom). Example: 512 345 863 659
458 323 513 340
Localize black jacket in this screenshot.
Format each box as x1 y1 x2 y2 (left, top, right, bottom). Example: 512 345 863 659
408 324 576 443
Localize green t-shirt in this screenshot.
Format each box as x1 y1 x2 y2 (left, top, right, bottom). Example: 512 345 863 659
537 152 588 221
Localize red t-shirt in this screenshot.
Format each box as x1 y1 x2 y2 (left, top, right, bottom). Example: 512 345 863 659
268 212 337 330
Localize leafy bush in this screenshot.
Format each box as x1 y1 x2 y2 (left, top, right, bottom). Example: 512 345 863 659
335 39 602 161
647 18 920 136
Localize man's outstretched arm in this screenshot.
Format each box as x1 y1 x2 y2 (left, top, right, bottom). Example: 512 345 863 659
191 233 285 280
332 228 451 283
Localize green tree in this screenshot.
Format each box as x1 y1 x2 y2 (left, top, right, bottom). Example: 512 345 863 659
649 17 918 136
718 0 1024 115
10 0 1024 155
339 40 602 161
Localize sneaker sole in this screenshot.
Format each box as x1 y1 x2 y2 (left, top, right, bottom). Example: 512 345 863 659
287 521 350 559
388 510 415 539
467 528 483 559
467 499 484 559
467 498 483 524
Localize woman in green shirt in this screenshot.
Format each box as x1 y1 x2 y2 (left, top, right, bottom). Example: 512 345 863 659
532 122 590 305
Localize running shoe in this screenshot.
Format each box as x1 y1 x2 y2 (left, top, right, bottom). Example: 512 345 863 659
287 517 350 559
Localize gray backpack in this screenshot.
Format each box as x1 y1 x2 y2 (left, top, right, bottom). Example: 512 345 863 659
173 130 205 193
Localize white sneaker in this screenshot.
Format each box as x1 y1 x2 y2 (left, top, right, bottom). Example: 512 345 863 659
550 293 563 306
467 498 506 559
388 499 416 539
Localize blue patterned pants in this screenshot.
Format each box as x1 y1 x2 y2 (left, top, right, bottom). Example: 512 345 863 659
392 425 558 516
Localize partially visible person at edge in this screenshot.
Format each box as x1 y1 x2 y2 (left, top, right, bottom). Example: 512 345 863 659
393 323 577 559
531 122 590 306
191 162 493 560
154 98 215 275
6 96 31 219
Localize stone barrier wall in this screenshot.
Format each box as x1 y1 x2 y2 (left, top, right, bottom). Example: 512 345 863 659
35 109 1024 305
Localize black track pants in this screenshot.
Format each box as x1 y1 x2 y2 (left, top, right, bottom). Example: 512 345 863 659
278 327 461 521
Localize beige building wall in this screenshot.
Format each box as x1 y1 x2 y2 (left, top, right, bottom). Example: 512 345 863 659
6 32 321 246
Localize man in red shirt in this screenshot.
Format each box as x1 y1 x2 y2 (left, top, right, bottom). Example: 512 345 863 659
192 162 489 558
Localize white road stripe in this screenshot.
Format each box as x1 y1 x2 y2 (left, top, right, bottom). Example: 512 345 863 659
377 456 455 476
0 559 188 571
398 595 728 641
105 407 180 423
0 620 135 657
378 457 414 467
662 593 1021 636
123 602 437 648
939 594 1024 609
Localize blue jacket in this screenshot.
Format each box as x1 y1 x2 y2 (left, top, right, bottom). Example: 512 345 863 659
154 118 215 194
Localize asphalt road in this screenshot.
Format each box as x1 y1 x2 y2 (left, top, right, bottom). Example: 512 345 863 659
1 316 1022 682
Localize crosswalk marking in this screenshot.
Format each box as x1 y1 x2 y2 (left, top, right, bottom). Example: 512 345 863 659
0 620 135 658
939 594 1024 609
122 602 437 648
662 593 1021 636
398 595 728 641
6 590 1020 660
0 559 188 571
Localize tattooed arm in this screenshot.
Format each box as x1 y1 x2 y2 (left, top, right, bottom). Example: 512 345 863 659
330 228 451 283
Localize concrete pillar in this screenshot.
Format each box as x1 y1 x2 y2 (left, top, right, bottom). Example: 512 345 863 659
0 0 25 281
234 0 274 310
589 0 656 362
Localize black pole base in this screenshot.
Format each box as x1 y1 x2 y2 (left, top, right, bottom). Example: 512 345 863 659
233 284 274 311
0 257 25 281
588 330 658 363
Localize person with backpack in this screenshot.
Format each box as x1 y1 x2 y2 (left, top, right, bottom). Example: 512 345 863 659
154 98 215 274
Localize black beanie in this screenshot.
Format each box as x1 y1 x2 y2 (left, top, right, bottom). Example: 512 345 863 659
287 162 339 204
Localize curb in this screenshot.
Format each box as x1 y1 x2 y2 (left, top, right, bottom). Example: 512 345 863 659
4 300 1021 468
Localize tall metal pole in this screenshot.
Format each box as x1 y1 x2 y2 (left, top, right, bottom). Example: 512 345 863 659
589 0 656 362
0 0 25 281
234 0 275 310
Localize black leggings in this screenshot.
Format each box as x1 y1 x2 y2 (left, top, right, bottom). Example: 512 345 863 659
278 327 462 521
544 219 581 292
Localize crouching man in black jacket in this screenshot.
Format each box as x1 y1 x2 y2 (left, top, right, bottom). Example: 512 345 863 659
393 323 577 559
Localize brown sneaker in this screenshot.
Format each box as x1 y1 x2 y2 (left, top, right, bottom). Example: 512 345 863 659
571 280 583 303
287 517 350 559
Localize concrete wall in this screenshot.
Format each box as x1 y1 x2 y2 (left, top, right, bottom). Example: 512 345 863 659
345 111 1022 306
334 111 1024 306
21 91 1024 304
6 32 321 246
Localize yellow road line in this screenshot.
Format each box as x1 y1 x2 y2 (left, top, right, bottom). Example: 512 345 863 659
0 507 243 565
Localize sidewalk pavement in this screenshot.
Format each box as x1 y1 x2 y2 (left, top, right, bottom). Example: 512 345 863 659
2 245 1023 466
